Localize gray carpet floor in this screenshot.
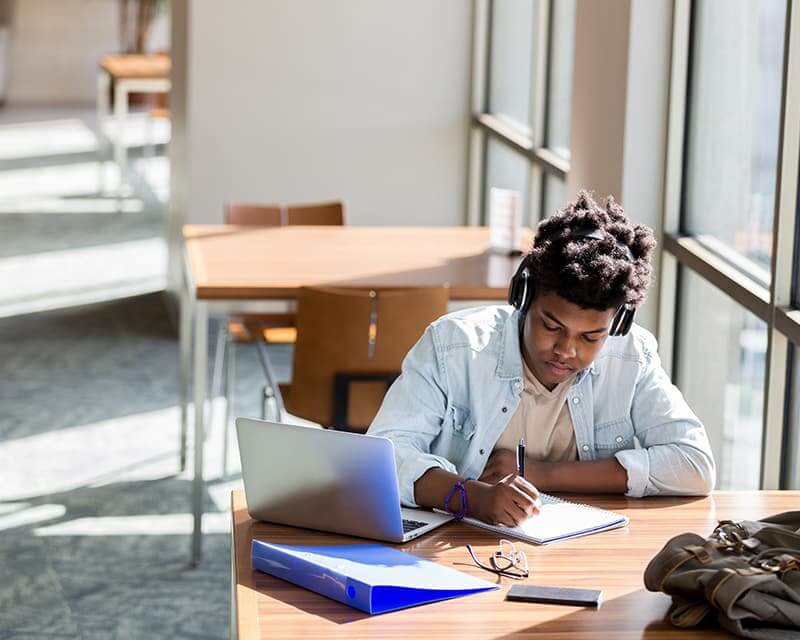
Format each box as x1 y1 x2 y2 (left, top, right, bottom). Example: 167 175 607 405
0 107 290 639
0 294 293 640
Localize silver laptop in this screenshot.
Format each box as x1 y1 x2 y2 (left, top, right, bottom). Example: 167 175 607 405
235 418 454 543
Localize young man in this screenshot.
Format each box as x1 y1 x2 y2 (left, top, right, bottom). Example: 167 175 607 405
368 192 715 527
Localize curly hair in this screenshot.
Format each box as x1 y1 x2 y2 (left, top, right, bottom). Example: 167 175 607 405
525 190 656 310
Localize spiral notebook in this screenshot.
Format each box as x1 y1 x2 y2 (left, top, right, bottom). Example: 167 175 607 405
462 493 628 544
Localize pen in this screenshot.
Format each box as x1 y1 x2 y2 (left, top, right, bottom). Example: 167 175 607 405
517 437 525 477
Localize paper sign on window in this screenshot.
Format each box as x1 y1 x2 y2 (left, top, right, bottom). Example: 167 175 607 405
488 187 523 255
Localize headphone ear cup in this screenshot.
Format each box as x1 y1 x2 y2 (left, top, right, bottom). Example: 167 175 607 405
609 307 624 336
520 275 534 314
508 264 532 312
609 305 636 336
508 270 521 308
622 306 636 335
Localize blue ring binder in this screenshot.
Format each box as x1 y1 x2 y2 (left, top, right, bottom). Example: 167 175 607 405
252 540 498 615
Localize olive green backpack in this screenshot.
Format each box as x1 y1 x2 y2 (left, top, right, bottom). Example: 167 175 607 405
644 512 800 638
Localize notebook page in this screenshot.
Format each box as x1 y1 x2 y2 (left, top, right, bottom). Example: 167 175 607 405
462 494 628 544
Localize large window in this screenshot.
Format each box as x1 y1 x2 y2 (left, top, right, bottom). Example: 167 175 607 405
488 0 537 135
543 0 576 161
677 270 767 489
469 0 576 227
484 137 531 220
683 0 785 275
663 0 798 489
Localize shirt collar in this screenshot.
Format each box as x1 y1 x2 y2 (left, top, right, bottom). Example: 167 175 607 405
495 309 525 380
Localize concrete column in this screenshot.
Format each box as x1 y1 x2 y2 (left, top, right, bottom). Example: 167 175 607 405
567 0 673 333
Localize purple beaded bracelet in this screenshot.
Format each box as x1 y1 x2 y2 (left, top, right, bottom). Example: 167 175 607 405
444 480 468 520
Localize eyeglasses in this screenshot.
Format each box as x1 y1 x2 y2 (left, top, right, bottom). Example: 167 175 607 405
467 539 529 579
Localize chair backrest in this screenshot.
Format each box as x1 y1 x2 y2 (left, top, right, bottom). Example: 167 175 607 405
286 201 346 226
285 286 449 431
225 203 283 226
224 201 345 226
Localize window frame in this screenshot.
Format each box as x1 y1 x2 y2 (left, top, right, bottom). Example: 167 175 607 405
467 0 572 228
658 0 800 489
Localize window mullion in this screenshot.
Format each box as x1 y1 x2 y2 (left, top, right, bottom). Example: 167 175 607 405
527 0 550 226
467 0 491 226
657 0 691 375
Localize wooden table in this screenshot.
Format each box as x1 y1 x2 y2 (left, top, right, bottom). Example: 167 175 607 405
231 490 800 639
182 225 529 564
96 53 171 186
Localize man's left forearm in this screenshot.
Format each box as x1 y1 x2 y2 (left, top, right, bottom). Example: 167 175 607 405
527 458 628 493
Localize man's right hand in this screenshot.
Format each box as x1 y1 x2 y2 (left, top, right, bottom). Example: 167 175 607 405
469 475 541 526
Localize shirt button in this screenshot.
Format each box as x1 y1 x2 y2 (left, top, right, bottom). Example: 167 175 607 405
514 381 522 392
615 436 623 443
581 444 590 452
480 449 485 455
501 407 508 413
572 397 580 405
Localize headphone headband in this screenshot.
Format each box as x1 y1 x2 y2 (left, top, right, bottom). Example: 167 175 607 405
563 226 635 262
507 225 637 336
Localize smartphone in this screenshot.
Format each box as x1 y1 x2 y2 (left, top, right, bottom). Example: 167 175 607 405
506 584 602 608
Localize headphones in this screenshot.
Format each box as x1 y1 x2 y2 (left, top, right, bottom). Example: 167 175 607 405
508 226 637 337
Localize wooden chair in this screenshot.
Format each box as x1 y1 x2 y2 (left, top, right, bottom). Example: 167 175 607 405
224 201 345 227
212 201 346 474
224 202 283 226
286 201 346 226
221 200 346 343
259 286 449 432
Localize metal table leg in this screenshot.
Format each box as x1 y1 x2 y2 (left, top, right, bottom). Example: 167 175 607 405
179 261 193 472
230 504 238 640
113 79 130 189
96 69 110 192
191 301 208 565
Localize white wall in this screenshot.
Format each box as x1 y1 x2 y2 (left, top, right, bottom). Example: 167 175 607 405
168 0 472 293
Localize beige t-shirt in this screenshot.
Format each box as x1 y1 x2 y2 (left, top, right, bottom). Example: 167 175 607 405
494 359 578 462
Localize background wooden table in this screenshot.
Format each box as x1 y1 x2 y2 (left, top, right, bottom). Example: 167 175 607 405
183 225 531 300
231 490 800 639
96 53 171 186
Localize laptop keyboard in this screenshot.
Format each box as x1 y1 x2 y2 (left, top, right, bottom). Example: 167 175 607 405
402 518 428 533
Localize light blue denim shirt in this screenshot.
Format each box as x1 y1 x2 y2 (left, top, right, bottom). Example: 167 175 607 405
368 305 716 506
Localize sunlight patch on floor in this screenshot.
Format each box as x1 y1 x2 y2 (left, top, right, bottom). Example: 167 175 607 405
0 405 182 502
0 118 98 160
0 195 145 214
0 504 67 532
34 512 230 537
0 237 167 318
0 161 121 201
0 398 242 503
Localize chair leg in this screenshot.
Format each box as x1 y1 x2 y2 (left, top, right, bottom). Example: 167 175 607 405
261 385 269 421
144 112 155 168
179 421 187 472
222 337 235 478
262 384 279 421
210 320 228 441
255 339 285 423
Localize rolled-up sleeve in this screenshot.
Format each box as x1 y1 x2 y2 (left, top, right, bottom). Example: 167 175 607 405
616 338 716 497
368 325 456 506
